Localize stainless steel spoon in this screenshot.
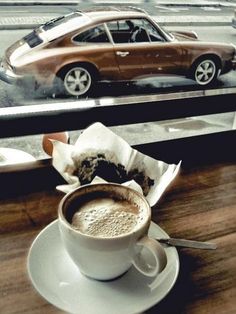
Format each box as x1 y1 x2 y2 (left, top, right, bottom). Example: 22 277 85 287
158 238 217 250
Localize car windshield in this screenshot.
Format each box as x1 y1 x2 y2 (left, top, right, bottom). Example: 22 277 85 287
155 23 175 41
162 26 175 40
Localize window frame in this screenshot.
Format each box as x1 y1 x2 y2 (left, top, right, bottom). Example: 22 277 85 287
0 8 235 173
0 88 235 139
105 17 168 45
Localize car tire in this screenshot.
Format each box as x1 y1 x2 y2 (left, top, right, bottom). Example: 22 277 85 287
56 65 94 97
191 58 220 86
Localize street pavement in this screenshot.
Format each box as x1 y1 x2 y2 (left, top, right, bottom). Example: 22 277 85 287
0 0 236 4
0 0 235 29
0 0 236 5
0 14 232 29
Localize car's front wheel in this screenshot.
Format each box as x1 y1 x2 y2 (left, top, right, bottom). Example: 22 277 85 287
191 58 220 86
56 65 94 97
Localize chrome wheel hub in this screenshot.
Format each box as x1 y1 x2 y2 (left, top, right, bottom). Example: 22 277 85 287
195 60 216 85
64 67 91 96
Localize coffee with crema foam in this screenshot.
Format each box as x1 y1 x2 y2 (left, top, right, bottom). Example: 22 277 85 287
71 197 146 238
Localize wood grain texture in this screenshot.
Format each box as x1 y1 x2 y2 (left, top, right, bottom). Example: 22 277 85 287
0 162 235 314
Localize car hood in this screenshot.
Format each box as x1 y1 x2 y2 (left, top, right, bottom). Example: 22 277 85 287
170 30 198 41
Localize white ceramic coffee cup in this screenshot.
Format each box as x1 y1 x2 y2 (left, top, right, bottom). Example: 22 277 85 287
58 183 167 281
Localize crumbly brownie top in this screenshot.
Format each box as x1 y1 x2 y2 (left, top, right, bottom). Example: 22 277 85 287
72 152 154 196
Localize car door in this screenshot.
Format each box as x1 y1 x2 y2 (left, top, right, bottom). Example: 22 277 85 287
72 24 120 80
106 18 183 80
142 18 184 76
106 19 154 80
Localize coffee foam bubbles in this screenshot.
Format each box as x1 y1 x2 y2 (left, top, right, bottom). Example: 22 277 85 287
71 197 145 237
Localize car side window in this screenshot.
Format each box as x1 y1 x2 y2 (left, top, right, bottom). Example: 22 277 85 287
143 19 165 42
73 25 110 43
107 19 150 44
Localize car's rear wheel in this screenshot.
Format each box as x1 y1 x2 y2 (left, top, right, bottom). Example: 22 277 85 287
191 58 220 86
56 65 94 97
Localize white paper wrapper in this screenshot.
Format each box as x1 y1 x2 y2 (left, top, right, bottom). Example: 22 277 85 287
52 122 181 206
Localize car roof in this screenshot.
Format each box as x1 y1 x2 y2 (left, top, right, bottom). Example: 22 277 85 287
80 6 148 22
38 7 148 42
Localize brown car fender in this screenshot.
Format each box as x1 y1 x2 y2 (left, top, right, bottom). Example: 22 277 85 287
189 53 222 75
55 59 100 81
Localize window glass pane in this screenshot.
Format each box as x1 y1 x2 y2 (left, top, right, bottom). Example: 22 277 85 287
0 2 235 164
107 19 150 43
143 19 165 42
23 30 43 48
107 19 133 43
73 25 109 43
0 112 235 164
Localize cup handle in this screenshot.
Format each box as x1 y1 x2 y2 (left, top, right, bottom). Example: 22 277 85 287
133 236 167 277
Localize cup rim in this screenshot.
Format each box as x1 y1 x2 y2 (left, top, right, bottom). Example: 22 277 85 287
58 182 151 240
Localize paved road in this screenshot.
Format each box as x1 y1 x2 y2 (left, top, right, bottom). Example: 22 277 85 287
0 3 234 15
0 1 235 28
0 0 235 5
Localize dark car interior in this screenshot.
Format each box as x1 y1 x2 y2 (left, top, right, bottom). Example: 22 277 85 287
108 20 149 43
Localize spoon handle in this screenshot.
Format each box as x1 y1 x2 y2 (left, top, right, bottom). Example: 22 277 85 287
158 238 217 250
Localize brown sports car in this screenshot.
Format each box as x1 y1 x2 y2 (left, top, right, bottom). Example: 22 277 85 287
0 6 236 97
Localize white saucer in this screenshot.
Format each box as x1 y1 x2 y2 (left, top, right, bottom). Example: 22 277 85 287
27 220 179 314
0 147 35 165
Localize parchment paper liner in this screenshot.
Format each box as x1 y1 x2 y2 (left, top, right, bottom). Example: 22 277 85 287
52 122 181 206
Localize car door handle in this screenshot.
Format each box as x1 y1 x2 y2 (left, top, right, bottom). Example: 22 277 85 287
116 51 130 57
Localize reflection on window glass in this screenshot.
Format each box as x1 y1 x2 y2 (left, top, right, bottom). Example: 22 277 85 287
0 112 235 164
0 1 234 158
73 25 110 43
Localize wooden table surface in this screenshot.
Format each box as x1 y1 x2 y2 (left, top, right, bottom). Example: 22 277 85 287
0 161 235 314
